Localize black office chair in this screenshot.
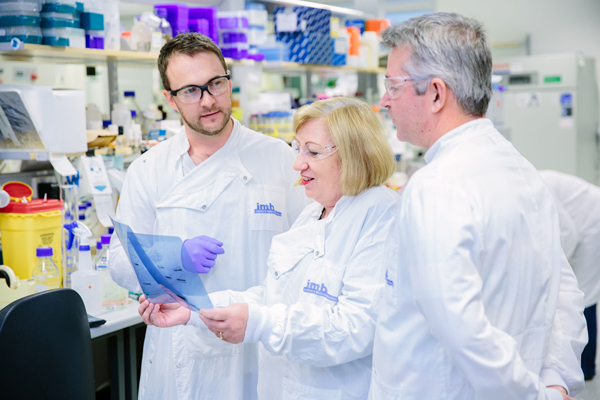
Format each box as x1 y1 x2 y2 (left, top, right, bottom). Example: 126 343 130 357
0 288 95 400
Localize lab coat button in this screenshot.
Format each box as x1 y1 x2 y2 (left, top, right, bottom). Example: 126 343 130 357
243 176 248 181
176 364 181 368
315 251 320 256
202 205 207 210
274 271 279 277
149 359 152 364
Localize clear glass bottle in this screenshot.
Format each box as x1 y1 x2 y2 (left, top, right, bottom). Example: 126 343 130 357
32 247 61 293
95 235 128 311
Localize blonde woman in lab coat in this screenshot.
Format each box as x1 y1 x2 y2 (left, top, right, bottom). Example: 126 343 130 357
139 97 400 399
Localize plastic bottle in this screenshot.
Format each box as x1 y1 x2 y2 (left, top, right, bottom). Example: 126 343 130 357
95 235 128 311
32 247 61 293
123 91 142 125
155 8 172 45
68 221 103 315
131 12 161 52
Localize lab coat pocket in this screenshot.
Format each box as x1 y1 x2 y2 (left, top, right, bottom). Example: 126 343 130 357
249 185 286 232
282 377 342 400
369 368 403 400
184 325 241 359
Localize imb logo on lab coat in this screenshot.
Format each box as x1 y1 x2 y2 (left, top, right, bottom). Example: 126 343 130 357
254 203 282 217
303 280 339 302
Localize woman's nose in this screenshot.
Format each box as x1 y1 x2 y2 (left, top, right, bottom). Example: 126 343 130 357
293 152 307 172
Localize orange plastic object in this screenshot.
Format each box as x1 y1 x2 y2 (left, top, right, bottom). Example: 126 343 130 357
366 19 391 35
345 27 360 56
2 181 33 201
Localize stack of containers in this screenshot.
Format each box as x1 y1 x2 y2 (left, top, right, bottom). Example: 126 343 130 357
245 3 266 61
154 3 188 36
330 17 347 66
73 0 81 27
188 6 218 44
218 11 248 60
82 0 104 49
66 1 84 48
274 6 332 65
345 26 360 67
40 0 76 46
0 0 43 45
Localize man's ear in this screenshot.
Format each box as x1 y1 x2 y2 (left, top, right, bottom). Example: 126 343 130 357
429 78 448 114
163 90 179 112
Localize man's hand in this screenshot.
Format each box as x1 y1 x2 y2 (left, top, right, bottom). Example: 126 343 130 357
199 303 249 344
181 235 225 273
138 294 191 327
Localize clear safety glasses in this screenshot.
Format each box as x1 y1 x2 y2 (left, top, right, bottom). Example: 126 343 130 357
292 139 337 162
384 75 429 99
168 74 231 104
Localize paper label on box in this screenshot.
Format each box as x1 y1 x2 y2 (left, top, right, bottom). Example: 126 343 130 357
277 13 298 32
50 154 77 176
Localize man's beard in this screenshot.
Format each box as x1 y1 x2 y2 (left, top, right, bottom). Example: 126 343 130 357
181 105 232 136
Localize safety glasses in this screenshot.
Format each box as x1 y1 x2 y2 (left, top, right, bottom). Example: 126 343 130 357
384 75 429 99
168 74 231 104
292 139 337 162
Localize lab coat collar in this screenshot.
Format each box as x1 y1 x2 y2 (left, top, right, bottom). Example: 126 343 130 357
268 196 351 278
424 118 494 163
156 119 252 212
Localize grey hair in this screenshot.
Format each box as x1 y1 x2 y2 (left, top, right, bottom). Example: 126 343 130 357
381 12 493 117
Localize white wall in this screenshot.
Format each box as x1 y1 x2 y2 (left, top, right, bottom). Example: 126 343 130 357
435 0 600 114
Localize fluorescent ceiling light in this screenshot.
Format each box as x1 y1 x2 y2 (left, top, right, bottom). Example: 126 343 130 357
257 0 365 17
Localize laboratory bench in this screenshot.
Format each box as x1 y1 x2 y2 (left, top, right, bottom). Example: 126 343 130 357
91 299 146 400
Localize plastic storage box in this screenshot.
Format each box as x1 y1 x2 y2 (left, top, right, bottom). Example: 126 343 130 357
42 26 69 45
188 6 217 44
218 11 248 29
66 26 83 47
0 1 43 13
85 28 102 48
221 30 247 44
154 3 188 36
245 3 267 26
80 11 102 30
220 42 248 59
0 24 42 43
41 0 76 14
40 11 73 28
0 10 41 27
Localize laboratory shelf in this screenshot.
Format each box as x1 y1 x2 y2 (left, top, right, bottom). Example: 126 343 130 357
0 150 49 161
0 44 384 73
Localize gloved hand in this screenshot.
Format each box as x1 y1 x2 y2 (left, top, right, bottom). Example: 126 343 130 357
181 235 225 274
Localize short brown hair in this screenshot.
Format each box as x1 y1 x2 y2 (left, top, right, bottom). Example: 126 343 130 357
158 32 228 91
293 98 395 196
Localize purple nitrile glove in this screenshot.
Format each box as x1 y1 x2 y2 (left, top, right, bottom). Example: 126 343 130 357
181 235 225 274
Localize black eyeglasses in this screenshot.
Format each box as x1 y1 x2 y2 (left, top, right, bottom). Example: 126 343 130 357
168 74 231 104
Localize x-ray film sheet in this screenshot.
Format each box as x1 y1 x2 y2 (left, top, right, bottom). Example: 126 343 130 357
111 218 213 311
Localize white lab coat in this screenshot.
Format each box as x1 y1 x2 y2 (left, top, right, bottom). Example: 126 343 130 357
370 119 587 400
540 169 600 307
189 186 401 399
109 119 308 400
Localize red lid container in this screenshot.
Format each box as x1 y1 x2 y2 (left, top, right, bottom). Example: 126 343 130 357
0 199 63 214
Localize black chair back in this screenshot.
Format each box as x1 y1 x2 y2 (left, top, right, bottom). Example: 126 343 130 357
0 288 95 399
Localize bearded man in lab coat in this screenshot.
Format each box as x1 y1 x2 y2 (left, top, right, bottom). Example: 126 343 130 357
370 13 587 400
540 170 600 381
109 33 307 400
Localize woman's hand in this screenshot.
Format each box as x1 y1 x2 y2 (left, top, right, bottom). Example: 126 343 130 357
138 294 191 327
200 303 249 344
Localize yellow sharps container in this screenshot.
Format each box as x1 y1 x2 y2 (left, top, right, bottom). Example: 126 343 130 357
0 182 63 281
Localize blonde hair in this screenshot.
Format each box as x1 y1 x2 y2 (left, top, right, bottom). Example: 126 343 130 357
293 97 395 196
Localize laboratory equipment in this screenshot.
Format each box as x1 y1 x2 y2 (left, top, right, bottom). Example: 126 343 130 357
155 7 172 45
188 6 217 44
0 181 63 281
42 27 69 46
103 0 120 50
490 53 599 183
95 235 128 311
61 184 78 288
67 220 102 315
84 29 103 49
123 91 142 124
31 247 61 292
131 11 160 52
0 3 42 44
154 3 188 36
42 0 76 14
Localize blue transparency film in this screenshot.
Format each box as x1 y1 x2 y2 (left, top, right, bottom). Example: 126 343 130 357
111 218 213 311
